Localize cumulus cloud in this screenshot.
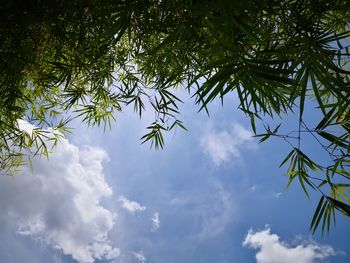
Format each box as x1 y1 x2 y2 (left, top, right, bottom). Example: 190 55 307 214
118 196 146 215
243 228 336 263
151 212 160 232
200 123 255 166
0 129 119 263
132 251 146 263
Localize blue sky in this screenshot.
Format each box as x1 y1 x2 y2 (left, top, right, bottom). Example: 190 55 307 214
0 92 349 263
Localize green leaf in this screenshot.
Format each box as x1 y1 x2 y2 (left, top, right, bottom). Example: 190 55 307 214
318 131 348 148
280 149 296 168
310 196 324 233
327 197 350 216
310 197 327 234
315 107 336 131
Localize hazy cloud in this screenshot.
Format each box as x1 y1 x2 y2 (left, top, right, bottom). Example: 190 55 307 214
169 180 236 239
0 130 119 263
200 123 255 166
151 212 160 232
132 251 146 263
250 185 257 191
196 181 235 238
243 227 336 263
274 192 283 198
118 196 146 215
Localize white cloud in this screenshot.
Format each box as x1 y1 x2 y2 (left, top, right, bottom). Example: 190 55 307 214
200 123 255 166
118 196 146 215
243 228 336 263
132 251 146 263
0 127 119 263
17 119 36 132
151 212 160 232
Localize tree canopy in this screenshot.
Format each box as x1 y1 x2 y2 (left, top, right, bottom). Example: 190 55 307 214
1 0 349 233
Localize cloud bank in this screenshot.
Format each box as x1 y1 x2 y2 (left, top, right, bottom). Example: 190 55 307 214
0 135 119 263
243 228 336 263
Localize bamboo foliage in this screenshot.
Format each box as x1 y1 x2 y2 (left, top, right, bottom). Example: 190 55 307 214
0 0 349 233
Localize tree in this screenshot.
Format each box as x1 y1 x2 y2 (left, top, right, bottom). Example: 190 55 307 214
1 0 349 233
